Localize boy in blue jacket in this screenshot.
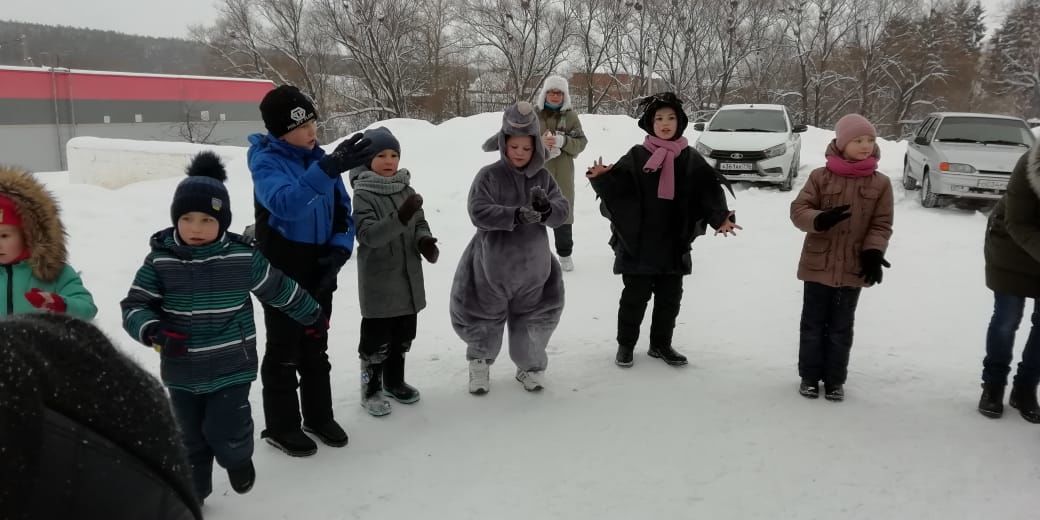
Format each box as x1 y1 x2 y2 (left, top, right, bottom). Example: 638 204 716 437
249 85 371 457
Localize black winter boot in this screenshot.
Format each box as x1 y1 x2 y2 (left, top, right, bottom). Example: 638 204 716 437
261 429 317 457
615 344 634 368
799 379 820 399
382 351 421 404
648 344 688 366
1009 383 1040 423
302 419 349 447
824 383 844 402
227 460 255 494
977 383 1005 419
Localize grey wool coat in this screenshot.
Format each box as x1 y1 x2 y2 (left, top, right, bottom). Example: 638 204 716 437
985 141 1040 298
349 168 433 318
450 102 570 369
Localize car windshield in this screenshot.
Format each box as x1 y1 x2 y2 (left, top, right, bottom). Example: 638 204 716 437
934 117 1034 147
708 109 787 132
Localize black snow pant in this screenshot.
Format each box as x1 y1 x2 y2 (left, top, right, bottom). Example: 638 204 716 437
358 314 418 362
168 383 254 501
617 274 684 349
553 224 573 258
798 281 862 385
258 234 336 435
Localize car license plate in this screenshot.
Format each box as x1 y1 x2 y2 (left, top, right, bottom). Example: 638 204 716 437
719 162 753 171
978 179 1006 190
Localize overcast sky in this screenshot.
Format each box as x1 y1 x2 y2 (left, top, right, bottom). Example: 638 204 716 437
2 0 1015 40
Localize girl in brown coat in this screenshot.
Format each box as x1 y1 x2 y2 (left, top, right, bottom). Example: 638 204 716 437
790 114 894 401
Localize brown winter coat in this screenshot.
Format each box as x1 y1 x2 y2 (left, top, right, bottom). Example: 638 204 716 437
985 142 1040 297
791 146 894 288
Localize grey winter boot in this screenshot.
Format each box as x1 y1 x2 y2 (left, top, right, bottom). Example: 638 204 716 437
360 359 391 417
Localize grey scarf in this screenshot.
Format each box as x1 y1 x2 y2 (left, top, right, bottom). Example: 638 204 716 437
349 168 411 194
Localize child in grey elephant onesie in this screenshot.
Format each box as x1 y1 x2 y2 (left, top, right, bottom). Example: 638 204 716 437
450 101 570 395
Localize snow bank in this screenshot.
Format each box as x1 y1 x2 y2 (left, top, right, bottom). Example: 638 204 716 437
66 136 245 189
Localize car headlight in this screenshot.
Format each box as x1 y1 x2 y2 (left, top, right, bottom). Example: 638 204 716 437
695 142 713 156
938 162 976 173
763 143 787 159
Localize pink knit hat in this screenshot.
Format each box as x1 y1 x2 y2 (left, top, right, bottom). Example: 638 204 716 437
834 114 877 151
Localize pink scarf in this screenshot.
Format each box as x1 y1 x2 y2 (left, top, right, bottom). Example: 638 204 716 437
642 135 689 200
825 140 879 178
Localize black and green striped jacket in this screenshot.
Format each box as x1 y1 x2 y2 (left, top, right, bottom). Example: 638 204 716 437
121 229 322 394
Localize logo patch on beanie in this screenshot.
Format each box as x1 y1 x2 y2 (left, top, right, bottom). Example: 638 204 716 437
290 107 307 123
211 198 223 212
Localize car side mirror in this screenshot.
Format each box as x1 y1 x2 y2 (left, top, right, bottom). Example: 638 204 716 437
792 124 808 133
693 122 705 132
914 136 930 146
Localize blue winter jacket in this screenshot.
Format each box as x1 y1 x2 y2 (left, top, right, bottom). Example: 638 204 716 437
247 133 355 252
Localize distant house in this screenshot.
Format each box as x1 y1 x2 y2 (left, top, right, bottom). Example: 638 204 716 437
0 65 274 172
566 73 668 111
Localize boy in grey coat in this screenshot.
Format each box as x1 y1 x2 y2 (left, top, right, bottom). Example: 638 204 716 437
349 127 439 416
450 102 570 394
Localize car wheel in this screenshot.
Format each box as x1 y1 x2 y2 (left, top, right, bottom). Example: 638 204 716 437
920 171 940 208
779 158 796 192
902 159 918 190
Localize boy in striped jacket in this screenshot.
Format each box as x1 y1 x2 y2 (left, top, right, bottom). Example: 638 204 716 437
121 152 325 505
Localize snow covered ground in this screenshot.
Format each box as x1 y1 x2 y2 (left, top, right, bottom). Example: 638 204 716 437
37 114 1038 519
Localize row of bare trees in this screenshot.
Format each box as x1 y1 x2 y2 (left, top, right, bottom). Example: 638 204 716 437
190 0 1040 138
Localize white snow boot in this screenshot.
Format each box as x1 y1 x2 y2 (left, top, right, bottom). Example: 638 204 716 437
469 359 490 395
515 369 545 392
361 360 391 416
559 255 574 272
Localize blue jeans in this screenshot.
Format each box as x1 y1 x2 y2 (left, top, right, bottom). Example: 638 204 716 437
983 292 1040 386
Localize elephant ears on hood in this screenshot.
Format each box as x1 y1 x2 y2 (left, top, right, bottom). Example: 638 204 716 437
0 165 67 282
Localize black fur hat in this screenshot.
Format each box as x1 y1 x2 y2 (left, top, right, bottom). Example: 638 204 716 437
170 151 231 236
637 92 689 139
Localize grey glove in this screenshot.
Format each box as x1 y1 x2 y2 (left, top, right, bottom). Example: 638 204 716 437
515 206 543 225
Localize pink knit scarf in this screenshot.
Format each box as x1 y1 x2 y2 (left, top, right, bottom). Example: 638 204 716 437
825 140 879 178
642 135 689 200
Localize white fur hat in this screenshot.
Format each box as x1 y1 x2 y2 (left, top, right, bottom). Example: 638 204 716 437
537 75 571 111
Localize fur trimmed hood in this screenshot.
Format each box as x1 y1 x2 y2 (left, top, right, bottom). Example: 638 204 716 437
1027 140 1040 200
0 165 67 282
536 75 572 112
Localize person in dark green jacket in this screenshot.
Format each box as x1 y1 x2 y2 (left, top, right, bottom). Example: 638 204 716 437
980 140 1040 422
121 152 324 503
0 165 97 320
536 75 588 271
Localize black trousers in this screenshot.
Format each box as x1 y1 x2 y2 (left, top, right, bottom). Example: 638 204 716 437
258 234 336 435
617 274 684 349
798 281 862 385
358 314 418 362
168 383 253 500
553 224 573 257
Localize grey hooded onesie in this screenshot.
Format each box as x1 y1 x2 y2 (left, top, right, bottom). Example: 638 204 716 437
449 102 570 371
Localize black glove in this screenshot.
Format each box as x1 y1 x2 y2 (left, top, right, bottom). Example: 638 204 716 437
813 204 852 232
859 249 891 285
314 248 351 299
530 186 550 214
146 324 189 357
319 133 372 178
303 315 330 340
398 193 424 225
418 236 440 263
515 206 543 225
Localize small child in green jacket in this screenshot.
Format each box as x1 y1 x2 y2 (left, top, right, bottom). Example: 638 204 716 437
0 165 97 319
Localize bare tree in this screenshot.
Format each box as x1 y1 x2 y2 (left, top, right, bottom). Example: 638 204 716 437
570 0 631 113
313 0 425 118
989 0 1040 117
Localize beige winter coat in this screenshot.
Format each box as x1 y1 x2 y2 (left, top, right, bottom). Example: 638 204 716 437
791 150 894 288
